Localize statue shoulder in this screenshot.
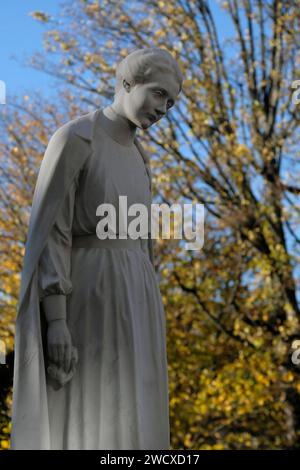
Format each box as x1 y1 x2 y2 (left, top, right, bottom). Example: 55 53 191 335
49 110 95 148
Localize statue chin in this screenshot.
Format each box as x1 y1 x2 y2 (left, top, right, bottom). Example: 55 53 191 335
140 117 152 130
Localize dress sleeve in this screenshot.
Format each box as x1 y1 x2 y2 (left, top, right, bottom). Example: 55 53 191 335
38 176 78 302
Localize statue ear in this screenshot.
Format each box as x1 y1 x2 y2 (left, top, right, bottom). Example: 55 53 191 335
123 79 131 92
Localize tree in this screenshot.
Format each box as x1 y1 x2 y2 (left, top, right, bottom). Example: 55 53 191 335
1 0 300 449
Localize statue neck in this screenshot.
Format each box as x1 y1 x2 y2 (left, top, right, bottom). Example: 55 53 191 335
100 105 137 147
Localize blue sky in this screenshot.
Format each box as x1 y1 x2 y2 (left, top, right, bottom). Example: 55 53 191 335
0 1 234 101
0 0 63 99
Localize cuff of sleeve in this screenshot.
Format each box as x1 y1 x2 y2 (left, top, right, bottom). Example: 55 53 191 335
42 294 67 322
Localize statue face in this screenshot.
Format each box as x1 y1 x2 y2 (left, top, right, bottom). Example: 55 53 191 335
122 69 180 130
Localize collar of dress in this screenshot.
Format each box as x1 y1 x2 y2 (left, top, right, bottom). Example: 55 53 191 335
73 108 150 166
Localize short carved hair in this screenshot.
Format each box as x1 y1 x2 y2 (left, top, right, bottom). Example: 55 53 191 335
115 48 183 95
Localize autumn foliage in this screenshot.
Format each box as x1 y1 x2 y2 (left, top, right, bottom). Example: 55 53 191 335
1 0 300 449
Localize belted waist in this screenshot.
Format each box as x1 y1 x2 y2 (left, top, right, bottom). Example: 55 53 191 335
72 233 148 252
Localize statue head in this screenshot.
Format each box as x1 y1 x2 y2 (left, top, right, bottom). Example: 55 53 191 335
113 48 183 129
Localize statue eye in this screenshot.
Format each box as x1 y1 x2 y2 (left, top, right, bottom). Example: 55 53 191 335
153 90 174 109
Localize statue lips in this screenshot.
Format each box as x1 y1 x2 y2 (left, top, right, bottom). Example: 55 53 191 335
147 114 158 124
146 113 157 123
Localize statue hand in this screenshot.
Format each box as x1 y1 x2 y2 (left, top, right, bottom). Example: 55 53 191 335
47 319 73 373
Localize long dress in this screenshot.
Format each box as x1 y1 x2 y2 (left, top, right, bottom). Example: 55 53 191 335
37 110 170 450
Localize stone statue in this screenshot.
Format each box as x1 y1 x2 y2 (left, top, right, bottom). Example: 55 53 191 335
10 48 183 450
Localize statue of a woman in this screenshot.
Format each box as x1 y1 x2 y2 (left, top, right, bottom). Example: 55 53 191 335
11 48 183 450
